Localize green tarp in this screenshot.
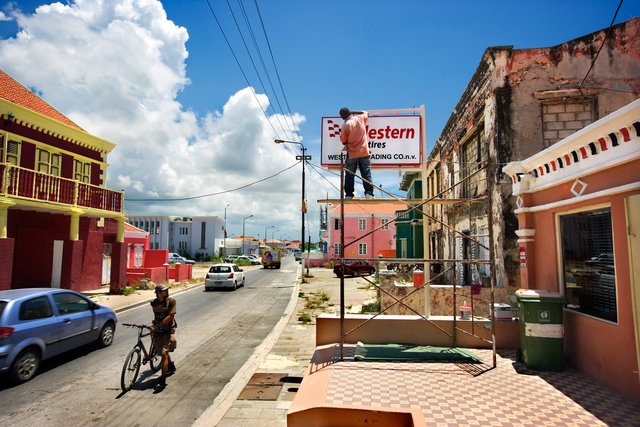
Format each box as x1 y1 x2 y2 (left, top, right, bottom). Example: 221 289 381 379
354 342 481 362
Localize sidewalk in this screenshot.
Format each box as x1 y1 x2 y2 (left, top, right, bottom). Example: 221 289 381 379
87 266 640 426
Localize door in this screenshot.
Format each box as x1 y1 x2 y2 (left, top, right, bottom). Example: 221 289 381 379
625 195 640 385
52 292 97 350
51 240 63 288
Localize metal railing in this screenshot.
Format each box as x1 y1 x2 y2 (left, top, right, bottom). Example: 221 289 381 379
0 162 123 214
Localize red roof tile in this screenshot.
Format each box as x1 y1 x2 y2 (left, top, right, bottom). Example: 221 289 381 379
0 69 83 130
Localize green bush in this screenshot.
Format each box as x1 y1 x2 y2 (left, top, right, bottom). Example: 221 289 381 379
235 259 252 267
361 301 380 313
121 286 136 296
298 313 311 324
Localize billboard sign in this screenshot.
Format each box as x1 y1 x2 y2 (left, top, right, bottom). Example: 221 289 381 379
321 115 421 168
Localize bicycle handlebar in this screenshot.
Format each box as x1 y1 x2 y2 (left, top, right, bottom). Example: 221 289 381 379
122 323 150 329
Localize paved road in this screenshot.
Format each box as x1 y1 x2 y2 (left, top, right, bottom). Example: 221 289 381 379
0 257 298 426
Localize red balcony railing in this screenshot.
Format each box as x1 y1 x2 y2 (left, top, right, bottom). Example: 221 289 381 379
0 163 123 214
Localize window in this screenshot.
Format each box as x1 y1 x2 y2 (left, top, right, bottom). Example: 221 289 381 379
334 218 342 230
74 159 91 183
381 219 389 230
201 222 206 248
19 296 53 320
334 243 341 256
461 126 484 198
4 140 20 165
560 207 616 322
358 243 367 255
52 292 90 315
36 148 61 176
358 219 366 231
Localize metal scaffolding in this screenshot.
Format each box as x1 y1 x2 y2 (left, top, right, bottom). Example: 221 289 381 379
320 155 498 369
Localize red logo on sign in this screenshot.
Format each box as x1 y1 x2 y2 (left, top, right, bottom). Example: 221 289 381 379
326 119 341 138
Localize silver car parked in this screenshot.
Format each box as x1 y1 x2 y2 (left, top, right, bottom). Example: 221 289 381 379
0 288 117 384
205 264 245 291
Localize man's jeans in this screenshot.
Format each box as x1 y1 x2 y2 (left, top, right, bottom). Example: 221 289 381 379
345 155 374 197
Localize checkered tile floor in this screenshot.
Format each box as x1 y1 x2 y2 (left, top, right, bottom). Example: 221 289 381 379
318 346 640 426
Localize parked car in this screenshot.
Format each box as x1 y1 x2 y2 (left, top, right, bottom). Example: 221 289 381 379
585 253 614 267
247 255 262 265
333 260 376 277
224 255 240 263
168 252 195 264
0 288 117 384
235 255 257 265
205 264 245 291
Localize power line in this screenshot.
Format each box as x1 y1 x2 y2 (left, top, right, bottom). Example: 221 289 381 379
578 0 623 94
125 161 300 202
204 0 282 141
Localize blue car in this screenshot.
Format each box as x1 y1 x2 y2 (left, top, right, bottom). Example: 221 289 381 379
0 288 117 384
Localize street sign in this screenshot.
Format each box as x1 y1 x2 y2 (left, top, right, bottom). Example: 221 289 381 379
296 155 312 160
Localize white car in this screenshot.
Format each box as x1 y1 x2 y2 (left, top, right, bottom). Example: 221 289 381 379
168 252 195 264
205 263 245 291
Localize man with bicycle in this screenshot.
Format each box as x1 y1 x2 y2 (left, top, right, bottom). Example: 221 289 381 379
150 284 177 392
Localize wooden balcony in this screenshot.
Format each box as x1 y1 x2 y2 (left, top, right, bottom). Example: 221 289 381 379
0 163 123 215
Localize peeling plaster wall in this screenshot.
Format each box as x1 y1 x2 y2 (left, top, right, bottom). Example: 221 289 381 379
428 18 640 298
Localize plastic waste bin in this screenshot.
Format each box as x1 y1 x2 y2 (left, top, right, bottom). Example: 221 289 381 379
516 289 566 372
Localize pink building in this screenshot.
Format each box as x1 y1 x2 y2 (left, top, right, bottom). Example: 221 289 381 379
326 203 405 260
503 99 640 403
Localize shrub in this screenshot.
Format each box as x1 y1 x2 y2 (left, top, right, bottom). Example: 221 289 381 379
298 313 311 324
121 286 136 296
361 301 380 313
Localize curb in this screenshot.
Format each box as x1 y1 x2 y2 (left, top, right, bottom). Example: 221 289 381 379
193 263 302 427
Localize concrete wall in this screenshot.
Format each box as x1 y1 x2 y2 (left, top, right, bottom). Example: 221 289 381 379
316 314 520 349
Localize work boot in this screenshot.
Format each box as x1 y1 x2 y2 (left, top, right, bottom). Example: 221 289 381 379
167 362 176 377
154 376 166 393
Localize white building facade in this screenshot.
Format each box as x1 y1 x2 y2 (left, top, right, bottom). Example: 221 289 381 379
127 215 224 260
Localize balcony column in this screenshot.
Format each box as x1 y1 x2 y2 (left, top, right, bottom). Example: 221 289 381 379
116 216 126 243
0 199 15 238
69 209 82 241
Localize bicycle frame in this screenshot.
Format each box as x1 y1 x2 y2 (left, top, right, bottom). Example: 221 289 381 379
121 323 161 392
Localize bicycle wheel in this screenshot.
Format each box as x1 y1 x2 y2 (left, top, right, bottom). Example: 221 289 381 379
149 345 161 372
121 346 142 392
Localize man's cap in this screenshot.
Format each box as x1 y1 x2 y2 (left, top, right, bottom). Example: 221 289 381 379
155 284 169 292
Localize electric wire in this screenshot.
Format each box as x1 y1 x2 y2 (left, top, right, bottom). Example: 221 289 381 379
204 0 285 145
253 0 298 136
237 0 297 142
125 161 300 202
225 0 294 141
578 0 623 93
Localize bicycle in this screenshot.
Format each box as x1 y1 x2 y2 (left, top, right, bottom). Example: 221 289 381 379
120 323 161 392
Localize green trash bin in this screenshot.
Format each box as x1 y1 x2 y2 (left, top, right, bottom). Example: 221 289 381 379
516 289 566 372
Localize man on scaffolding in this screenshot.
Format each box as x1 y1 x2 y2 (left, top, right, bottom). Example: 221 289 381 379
340 107 374 199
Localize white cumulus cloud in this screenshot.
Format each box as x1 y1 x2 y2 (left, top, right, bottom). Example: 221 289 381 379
0 0 333 240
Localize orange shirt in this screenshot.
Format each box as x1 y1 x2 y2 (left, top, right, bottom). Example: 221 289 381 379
340 112 370 159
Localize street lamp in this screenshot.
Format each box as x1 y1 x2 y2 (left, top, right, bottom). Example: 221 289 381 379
275 139 310 255
223 204 230 259
265 225 275 248
242 215 253 255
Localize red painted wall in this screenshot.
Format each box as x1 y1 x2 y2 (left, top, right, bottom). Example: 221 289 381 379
145 249 169 268
0 238 15 290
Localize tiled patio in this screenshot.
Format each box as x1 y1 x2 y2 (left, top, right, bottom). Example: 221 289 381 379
289 344 640 426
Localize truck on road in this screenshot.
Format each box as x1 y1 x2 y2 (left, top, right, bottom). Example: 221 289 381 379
262 250 281 269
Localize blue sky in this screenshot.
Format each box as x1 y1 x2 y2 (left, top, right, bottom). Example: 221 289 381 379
0 0 637 242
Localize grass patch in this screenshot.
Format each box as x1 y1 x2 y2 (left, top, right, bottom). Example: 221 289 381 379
298 313 311 324
361 301 380 313
120 286 136 296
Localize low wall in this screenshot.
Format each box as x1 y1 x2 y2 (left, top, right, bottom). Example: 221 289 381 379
303 252 328 268
316 314 520 349
126 266 168 285
174 263 192 281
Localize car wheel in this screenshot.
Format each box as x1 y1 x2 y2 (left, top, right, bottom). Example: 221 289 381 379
242 276 246 287
233 281 237 291
98 321 115 347
10 348 40 384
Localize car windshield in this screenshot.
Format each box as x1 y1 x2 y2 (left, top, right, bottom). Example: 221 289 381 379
210 266 232 273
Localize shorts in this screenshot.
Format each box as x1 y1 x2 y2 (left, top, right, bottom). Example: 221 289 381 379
153 333 177 354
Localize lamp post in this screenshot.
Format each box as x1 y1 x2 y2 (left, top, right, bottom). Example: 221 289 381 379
275 139 310 256
223 204 230 260
242 215 253 255
265 225 275 248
